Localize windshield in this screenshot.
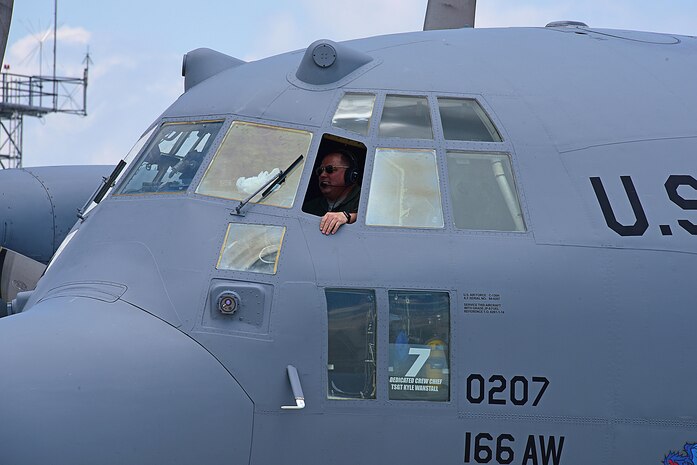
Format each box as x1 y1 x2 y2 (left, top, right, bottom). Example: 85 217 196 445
78 126 157 217
196 121 312 208
118 121 223 195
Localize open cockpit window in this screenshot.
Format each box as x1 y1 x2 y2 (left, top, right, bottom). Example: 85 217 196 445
196 122 312 208
326 289 377 400
366 148 444 228
438 98 502 142
446 152 525 231
302 134 367 220
379 95 433 139
118 121 223 195
332 93 376 136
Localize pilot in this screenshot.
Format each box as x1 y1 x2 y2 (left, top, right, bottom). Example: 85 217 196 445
304 150 360 235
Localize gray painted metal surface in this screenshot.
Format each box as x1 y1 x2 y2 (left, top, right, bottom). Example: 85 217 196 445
0 165 111 263
424 0 476 29
182 47 246 92
0 0 12 65
0 296 252 464
0 22 695 465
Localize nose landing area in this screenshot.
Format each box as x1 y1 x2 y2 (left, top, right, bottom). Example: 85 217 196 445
0 297 253 465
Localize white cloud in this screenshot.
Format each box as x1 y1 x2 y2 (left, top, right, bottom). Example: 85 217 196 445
56 26 91 45
5 26 90 75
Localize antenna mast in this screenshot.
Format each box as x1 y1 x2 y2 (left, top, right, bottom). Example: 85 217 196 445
52 0 57 109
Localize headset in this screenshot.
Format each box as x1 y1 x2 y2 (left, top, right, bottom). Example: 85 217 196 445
335 149 360 186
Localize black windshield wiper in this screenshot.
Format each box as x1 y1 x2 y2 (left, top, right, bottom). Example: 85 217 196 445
231 154 304 216
77 159 128 221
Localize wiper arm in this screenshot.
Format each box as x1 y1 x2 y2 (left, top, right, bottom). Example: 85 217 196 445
77 159 128 221
232 154 304 216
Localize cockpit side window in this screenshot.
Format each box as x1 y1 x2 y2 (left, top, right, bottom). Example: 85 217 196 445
366 148 444 228
379 95 433 139
302 134 367 220
332 93 376 136
388 290 450 401
216 223 286 274
326 288 377 400
446 152 525 231
118 121 223 195
438 98 502 142
196 121 312 208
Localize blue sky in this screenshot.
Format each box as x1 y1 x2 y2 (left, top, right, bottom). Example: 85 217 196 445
3 0 696 167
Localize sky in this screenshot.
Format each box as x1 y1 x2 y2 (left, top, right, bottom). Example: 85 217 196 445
2 0 696 167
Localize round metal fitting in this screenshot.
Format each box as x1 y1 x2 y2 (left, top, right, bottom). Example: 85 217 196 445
217 292 240 315
312 43 336 68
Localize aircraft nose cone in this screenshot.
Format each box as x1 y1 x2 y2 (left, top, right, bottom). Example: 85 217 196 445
0 297 253 465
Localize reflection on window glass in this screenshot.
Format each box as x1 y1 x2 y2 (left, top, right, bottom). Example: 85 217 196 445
326 289 376 400
82 126 157 216
438 98 502 142
379 95 433 139
196 122 312 208
366 148 444 228
118 121 223 195
389 290 450 401
446 152 525 231
332 93 375 136
217 223 286 274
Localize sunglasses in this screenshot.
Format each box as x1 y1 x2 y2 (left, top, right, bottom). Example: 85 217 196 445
315 165 349 176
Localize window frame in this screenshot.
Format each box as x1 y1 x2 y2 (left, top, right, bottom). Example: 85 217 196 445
364 147 445 229
114 120 226 197
444 150 527 232
195 120 313 209
322 286 456 407
355 91 528 235
331 92 377 137
324 287 379 401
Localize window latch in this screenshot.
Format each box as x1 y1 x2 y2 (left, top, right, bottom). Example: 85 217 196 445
281 365 306 410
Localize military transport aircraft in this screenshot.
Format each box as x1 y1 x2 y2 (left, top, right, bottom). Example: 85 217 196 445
1 0 696 464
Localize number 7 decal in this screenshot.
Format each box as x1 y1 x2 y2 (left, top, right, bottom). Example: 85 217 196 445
405 347 431 377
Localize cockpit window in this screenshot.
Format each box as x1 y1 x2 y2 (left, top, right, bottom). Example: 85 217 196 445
196 122 312 208
332 93 376 136
217 223 286 274
326 288 377 400
80 126 156 216
118 121 223 195
389 290 450 401
446 152 525 231
379 95 433 139
437 98 502 142
366 148 444 228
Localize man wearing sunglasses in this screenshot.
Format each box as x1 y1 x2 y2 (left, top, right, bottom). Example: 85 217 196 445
304 151 361 235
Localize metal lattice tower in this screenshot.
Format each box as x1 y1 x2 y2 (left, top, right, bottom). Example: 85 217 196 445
0 0 89 169
0 67 89 168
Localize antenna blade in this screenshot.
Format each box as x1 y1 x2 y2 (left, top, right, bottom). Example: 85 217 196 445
423 0 476 30
0 0 13 64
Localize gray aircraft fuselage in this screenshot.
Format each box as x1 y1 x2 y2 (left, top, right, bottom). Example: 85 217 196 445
0 25 696 465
